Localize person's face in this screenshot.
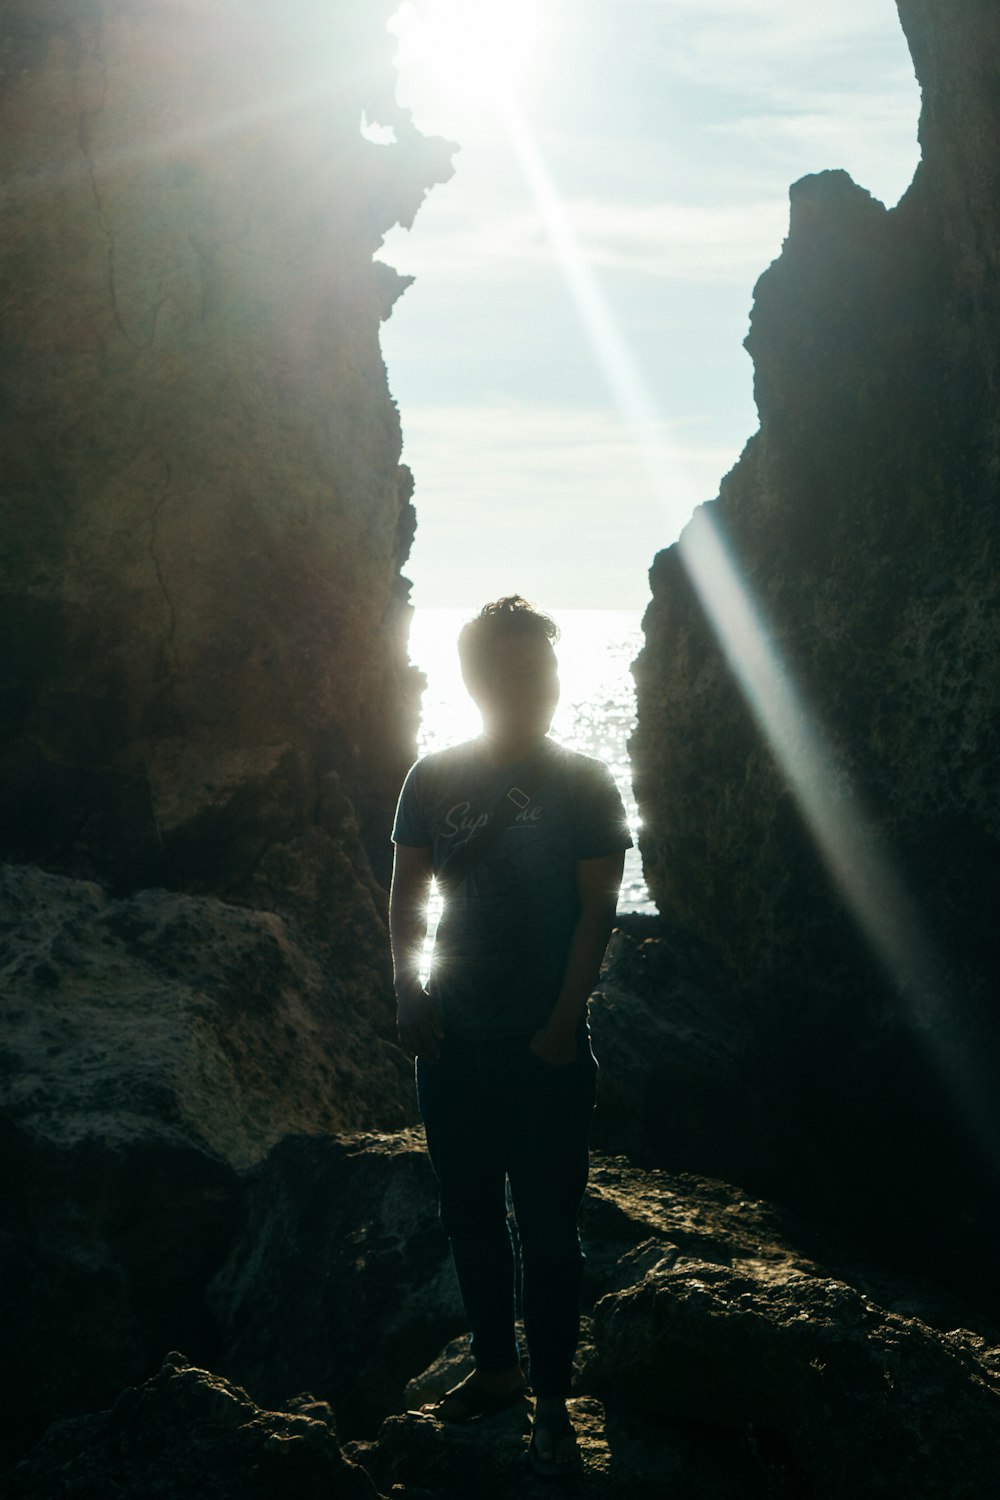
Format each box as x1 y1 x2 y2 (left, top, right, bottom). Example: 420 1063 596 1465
469 634 560 737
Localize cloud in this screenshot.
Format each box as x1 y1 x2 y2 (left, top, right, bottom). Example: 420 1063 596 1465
629 0 920 186
384 194 791 283
711 90 920 197
382 1 922 612
399 401 744 609
632 0 915 75
383 2 920 286
526 197 790 279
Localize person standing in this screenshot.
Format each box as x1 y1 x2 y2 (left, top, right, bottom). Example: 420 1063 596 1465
389 596 631 1477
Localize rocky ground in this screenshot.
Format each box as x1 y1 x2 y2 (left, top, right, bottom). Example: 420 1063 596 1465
6 1138 1000 1499
5 883 1000 1496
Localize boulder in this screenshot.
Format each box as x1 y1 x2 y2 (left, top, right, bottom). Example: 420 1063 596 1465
4 1351 378 1500
0 865 411 1462
0 866 409 1165
588 916 761 1178
594 1260 1000 1499
209 1131 464 1439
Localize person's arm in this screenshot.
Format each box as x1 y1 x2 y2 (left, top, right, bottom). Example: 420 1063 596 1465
530 850 626 1066
389 843 443 1061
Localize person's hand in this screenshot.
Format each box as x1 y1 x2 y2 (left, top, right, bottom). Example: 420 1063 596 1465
396 984 443 1062
529 1024 577 1068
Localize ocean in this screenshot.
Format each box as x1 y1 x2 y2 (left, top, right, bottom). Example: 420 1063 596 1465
407 608 655 926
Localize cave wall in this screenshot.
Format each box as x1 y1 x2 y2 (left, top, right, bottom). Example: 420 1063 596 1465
0 4 454 1443
0 0 452 913
632 0 1000 1284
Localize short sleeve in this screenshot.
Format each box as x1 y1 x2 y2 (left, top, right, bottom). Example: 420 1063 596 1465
391 761 431 847
573 760 633 860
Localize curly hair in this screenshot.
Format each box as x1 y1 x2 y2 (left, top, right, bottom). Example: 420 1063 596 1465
457 595 560 686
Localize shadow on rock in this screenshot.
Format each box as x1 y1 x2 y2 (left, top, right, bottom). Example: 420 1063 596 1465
589 916 763 1182
0 865 412 1464
8 1146 1000 1498
593 1258 1000 1499
4 1351 378 1500
209 1130 465 1437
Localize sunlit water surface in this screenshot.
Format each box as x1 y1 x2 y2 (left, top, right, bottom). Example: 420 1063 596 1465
407 609 655 958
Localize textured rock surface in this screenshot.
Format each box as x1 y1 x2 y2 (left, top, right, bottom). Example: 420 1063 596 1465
0 866 409 1166
357 1154 1000 1498
358 1396 765 1500
0 865 414 1460
209 1130 463 1439
0 1 453 1464
594 1263 1000 1500
1 1111 242 1473
5 1351 378 1500
587 915 760 1177
0 0 452 914
10 1152 1000 1497
631 0 1000 1284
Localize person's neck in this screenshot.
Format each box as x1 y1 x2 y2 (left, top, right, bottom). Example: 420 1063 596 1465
479 729 549 769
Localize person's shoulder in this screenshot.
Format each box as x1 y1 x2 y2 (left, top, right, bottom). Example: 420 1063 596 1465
546 741 616 782
546 742 631 851
419 737 481 766
410 738 483 780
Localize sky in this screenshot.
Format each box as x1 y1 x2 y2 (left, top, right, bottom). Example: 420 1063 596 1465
375 0 922 612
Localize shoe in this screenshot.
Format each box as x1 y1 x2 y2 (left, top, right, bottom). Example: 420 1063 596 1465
423 1378 527 1425
528 1411 582 1478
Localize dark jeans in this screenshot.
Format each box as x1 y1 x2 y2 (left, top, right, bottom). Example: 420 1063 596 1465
416 1032 598 1400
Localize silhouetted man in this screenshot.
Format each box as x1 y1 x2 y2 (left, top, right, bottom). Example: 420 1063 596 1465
389 596 631 1476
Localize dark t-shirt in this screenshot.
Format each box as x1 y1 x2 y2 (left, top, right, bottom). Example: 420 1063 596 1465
391 736 632 1040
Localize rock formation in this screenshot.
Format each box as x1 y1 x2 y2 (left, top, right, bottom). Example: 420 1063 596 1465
0 0 452 913
0 864 420 1457
632 0 1000 1290
209 1131 464 1438
587 914 762 1179
0 0 452 1461
5 1 1000 1494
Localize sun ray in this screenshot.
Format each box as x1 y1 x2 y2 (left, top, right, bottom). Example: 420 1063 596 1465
3 69 379 210
494 89 999 1164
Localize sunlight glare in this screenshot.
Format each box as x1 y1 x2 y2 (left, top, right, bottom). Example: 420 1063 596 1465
678 507 1000 1165
495 97 1000 1161
390 0 543 108
679 507 947 1019
499 97 694 504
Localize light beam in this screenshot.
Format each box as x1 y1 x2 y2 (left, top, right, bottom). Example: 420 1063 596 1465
497 90 996 1162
